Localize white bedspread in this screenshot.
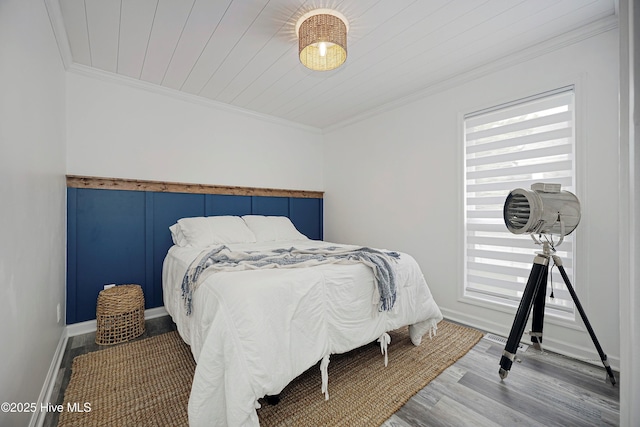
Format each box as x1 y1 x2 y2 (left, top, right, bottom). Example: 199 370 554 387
162 240 443 427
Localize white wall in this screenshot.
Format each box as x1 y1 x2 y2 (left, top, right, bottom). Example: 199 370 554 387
0 1 66 426
324 29 621 365
66 72 324 191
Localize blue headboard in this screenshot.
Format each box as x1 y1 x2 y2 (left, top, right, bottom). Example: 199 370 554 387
66 176 324 324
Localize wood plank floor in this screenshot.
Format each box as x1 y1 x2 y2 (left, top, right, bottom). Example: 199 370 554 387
384 336 619 427
44 316 619 427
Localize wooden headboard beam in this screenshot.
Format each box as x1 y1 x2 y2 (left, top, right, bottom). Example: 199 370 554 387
66 175 324 199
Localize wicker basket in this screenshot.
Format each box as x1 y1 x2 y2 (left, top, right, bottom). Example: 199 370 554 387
95 284 145 345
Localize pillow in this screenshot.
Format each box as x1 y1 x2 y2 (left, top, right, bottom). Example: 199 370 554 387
242 215 308 242
169 223 189 247
175 216 256 247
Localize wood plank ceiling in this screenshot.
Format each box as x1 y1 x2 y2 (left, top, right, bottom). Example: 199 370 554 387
54 0 616 129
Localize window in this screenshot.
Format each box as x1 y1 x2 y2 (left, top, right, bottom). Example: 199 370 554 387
463 87 576 317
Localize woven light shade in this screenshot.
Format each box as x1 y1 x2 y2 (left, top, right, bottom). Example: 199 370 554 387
296 9 348 71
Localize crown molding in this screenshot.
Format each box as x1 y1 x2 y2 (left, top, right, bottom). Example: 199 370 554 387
324 14 619 133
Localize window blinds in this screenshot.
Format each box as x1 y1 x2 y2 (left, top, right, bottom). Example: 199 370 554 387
464 87 576 315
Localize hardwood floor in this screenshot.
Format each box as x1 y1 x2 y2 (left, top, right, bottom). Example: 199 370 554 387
45 316 619 427
384 335 619 427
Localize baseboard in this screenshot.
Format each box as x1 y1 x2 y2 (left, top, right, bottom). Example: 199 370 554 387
29 328 68 427
66 306 169 337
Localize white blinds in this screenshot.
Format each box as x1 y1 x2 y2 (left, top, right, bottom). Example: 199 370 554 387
464 88 576 316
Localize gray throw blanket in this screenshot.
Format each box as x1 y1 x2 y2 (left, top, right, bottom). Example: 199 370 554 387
181 245 400 316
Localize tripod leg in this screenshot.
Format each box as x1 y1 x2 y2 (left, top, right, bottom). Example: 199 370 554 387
552 255 616 386
530 265 548 349
499 254 549 379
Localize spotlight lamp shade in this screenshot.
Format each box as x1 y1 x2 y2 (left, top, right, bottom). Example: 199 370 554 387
296 9 348 71
503 183 581 237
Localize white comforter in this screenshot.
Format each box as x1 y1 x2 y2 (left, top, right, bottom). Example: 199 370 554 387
162 240 443 427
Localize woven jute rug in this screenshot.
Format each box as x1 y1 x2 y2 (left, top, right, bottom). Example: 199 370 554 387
58 320 483 427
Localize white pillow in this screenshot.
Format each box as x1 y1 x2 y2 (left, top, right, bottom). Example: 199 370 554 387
175 216 256 247
169 223 189 247
242 215 308 242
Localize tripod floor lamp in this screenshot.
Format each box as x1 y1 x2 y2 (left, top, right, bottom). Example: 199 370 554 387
498 183 616 386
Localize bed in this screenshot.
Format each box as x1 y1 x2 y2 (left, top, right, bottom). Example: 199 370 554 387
162 215 443 427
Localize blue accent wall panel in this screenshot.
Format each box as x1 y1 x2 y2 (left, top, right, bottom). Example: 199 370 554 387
66 189 78 323
206 194 252 216
67 188 323 324
68 188 147 323
290 197 323 241
252 196 289 216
